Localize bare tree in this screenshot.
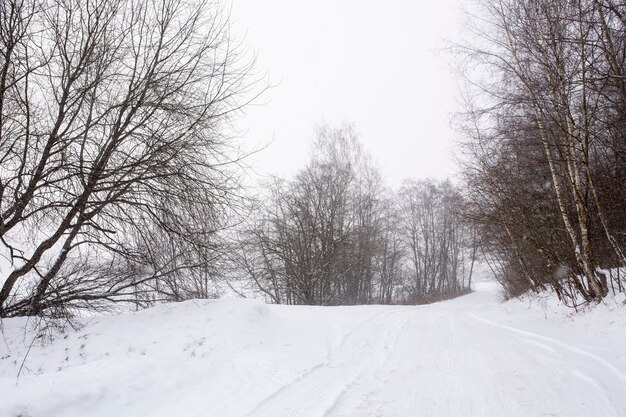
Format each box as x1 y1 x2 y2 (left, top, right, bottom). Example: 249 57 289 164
0 0 256 317
238 125 389 305
376 195 405 304
397 179 469 302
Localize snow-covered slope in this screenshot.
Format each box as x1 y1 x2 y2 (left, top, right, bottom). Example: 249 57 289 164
1 279 625 417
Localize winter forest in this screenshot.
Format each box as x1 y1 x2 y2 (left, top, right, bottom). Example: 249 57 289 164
1 0 625 416
0 0 623 317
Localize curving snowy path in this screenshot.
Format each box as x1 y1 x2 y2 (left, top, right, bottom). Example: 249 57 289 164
1 279 625 417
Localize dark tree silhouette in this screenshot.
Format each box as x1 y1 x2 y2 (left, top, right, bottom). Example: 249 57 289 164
0 0 255 316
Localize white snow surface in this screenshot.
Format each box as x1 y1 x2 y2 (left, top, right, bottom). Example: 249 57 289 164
1 279 625 417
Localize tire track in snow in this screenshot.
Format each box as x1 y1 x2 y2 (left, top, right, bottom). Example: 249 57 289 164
244 309 407 417
470 313 626 383
320 312 410 417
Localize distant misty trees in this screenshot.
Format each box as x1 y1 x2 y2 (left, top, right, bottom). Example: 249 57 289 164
0 0 254 317
237 126 474 305
459 0 626 304
398 180 473 299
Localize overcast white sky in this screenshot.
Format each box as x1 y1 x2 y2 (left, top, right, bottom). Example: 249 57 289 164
230 0 464 188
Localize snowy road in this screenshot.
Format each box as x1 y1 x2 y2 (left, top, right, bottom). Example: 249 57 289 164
1 280 625 417
243 284 626 417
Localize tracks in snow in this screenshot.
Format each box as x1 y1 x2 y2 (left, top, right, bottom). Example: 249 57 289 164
246 309 409 417
4 287 625 417
241 295 626 417
470 313 626 383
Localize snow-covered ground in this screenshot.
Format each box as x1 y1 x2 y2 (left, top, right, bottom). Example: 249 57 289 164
1 277 625 417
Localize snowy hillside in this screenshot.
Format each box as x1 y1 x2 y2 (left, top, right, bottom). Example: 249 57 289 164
1 279 625 417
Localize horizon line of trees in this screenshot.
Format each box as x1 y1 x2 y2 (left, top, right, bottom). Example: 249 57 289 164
234 125 474 306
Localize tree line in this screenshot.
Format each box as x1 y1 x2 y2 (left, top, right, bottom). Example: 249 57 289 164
235 125 474 305
458 0 626 305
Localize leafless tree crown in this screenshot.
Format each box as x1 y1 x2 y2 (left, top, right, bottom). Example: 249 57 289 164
0 0 255 317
